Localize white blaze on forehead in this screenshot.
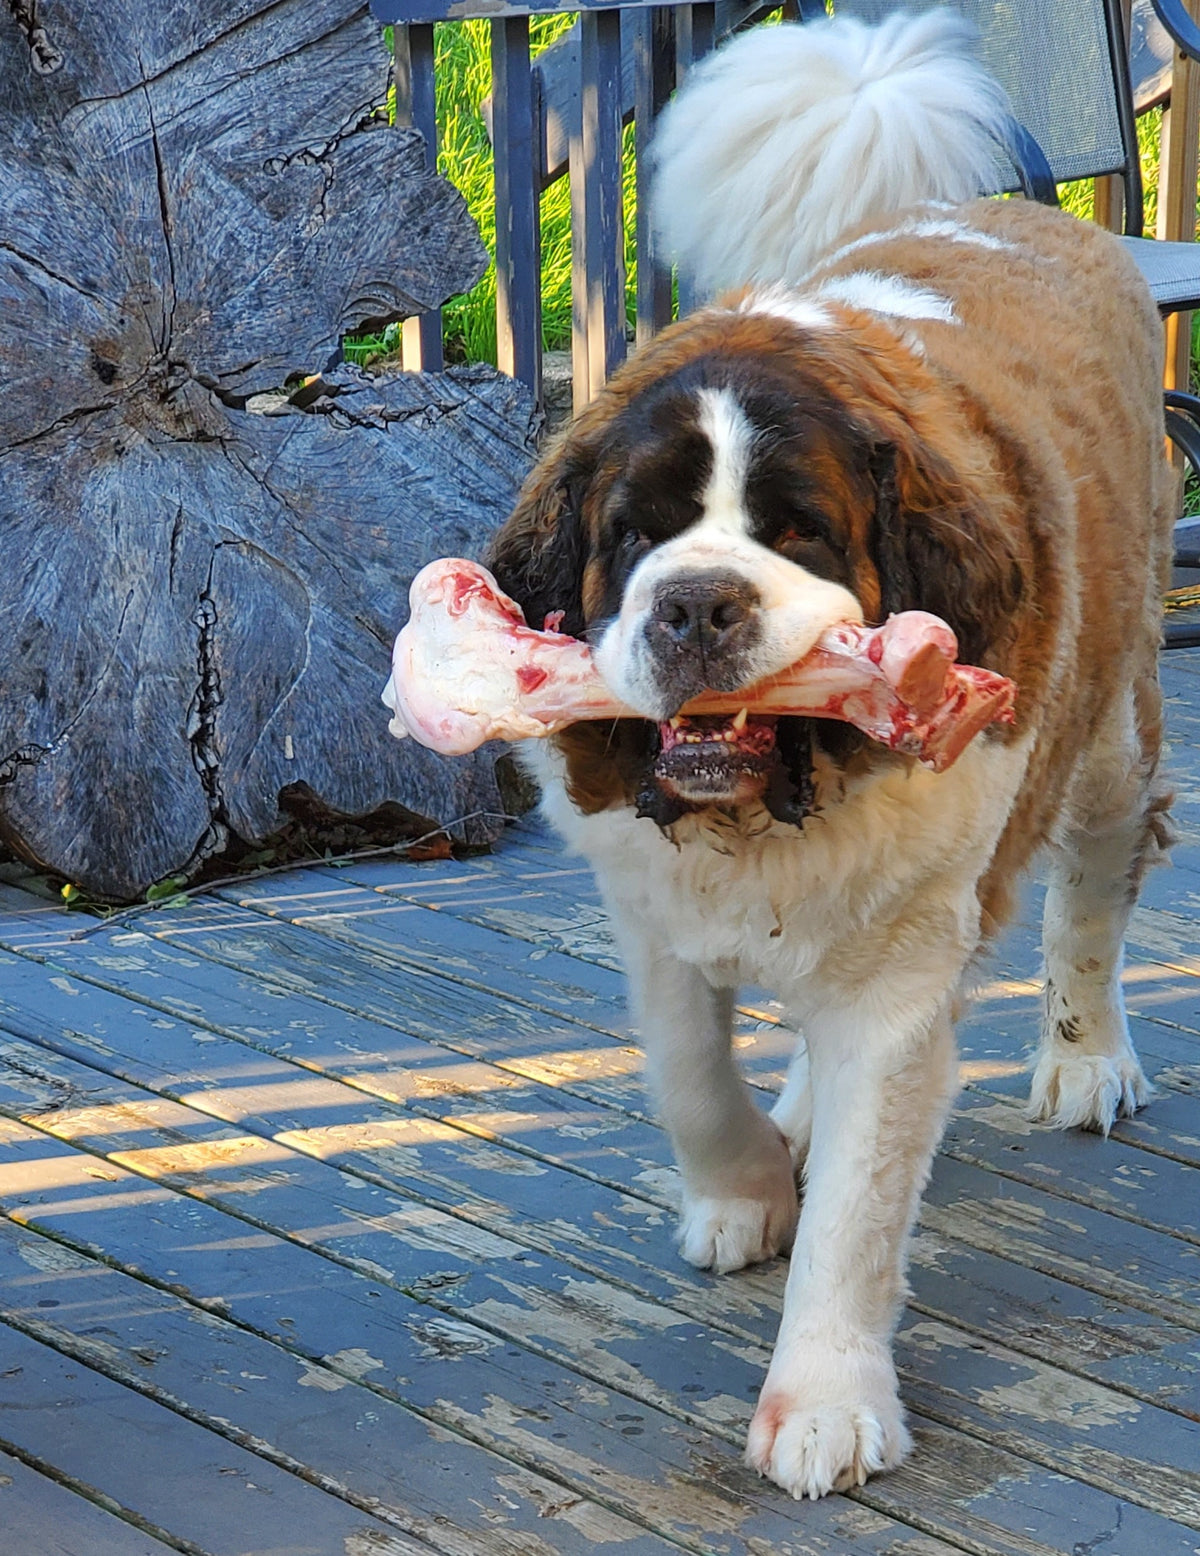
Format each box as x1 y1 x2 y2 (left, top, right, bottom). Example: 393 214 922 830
817 270 960 325
594 384 863 715
694 387 757 535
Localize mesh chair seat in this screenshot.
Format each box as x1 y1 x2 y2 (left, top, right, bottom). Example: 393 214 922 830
1122 238 1200 312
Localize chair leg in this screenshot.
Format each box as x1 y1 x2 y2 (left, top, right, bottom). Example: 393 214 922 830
1163 393 1200 648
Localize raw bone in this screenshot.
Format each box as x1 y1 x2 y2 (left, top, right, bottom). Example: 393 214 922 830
382 559 1017 773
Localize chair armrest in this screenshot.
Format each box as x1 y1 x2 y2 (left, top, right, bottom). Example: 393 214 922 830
1001 118 1060 206
1150 0 1200 63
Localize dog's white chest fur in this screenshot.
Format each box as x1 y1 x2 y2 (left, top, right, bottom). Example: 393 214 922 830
524 735 1029 1003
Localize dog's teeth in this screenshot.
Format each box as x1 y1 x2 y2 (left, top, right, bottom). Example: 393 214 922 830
732 708 748 732
669 716 684 730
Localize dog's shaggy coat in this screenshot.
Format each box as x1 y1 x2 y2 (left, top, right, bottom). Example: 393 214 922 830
484 10 1175 1501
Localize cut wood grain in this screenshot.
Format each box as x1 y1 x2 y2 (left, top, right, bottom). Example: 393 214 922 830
0 0 535 899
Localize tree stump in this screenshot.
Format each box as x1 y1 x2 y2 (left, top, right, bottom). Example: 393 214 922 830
0 0 537 900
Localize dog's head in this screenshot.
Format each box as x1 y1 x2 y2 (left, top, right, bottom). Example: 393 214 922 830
487 310 1023 821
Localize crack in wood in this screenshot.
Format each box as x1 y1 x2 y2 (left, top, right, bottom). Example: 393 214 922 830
0 745 49 789
185 548 228 858
6 0 62 74
0 399 117 460
139 76 177 359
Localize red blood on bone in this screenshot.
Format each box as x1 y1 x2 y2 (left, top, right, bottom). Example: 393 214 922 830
517 665 550 693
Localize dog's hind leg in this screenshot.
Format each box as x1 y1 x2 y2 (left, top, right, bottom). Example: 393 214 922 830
1030 680 1170 1132
770 1041 813 1169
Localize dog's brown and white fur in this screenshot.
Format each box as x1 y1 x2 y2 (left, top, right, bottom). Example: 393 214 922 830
485 11 1175 1501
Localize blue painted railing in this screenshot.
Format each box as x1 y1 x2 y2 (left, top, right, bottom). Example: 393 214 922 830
369 0 787 413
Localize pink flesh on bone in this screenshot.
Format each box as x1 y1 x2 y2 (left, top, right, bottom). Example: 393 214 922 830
381 558 1017 773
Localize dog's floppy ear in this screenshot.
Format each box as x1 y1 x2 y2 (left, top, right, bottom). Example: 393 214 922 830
485 440 592 639
868 440 1023 666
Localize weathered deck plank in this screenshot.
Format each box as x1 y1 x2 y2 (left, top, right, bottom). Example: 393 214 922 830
0 1321 443 1556
0 1122 1193 1556
0 1448 182 1556
0 1018 1198 1542
0 1220 680 1556
0 1119 965 1555
1 888 1198 1372
1 907 1197 1352
1 652 1199 1551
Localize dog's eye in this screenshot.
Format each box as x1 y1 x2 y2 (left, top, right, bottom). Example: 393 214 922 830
617 527 651 561
774 525 846 585
776 523 819 550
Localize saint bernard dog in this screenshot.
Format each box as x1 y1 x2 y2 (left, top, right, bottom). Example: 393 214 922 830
484 9 1175 1501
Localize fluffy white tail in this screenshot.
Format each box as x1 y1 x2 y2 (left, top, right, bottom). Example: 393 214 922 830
650 9 1012 295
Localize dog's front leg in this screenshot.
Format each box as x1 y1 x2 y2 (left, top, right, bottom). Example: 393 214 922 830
623 937 797 1273
746 995 959 1499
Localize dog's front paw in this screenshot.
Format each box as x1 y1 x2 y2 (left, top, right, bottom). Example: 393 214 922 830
745 1344 910 1500
676 1120 797 1273
1027 1050 1152 1134
677 1185 797 1273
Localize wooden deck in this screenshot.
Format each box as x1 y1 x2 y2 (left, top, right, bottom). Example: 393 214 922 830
1 661 1199 1556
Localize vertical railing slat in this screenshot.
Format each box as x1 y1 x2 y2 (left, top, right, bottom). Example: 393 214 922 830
676 1 715 67
673 1 716 318
491 16 543 404
632 5 675 345
569 78 591 409
394 22 445 373
573 7 627 412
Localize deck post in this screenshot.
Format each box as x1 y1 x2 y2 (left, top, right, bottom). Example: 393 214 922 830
673 2 716 317
394 21 445 373
572 7 627 412
632 5 676 344
492 15 544 404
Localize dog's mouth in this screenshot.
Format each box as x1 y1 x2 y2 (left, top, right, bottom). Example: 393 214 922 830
632 713 820 830
654 712 777 804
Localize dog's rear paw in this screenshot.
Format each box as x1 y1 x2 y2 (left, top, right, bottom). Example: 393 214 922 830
745 1350 910 1499
1027 1050 1152 1134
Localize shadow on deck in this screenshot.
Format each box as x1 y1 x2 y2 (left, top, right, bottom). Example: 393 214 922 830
1 655 1199 1555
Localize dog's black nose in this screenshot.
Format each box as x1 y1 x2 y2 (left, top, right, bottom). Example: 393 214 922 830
650 574 759 661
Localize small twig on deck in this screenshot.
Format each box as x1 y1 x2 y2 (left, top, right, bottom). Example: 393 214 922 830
64 810 519 941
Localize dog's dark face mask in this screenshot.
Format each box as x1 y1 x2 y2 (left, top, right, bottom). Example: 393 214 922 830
486 336 1022 830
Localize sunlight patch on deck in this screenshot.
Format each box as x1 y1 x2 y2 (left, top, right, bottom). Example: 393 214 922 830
507 1046 644 1085
959 1060 1028 1082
